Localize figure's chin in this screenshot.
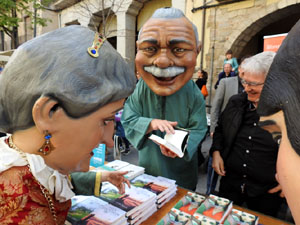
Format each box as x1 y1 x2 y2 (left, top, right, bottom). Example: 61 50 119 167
151 85 180 96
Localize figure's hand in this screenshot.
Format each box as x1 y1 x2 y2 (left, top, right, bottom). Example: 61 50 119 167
101 171 131 194
147 119 178 134
268 174 285 198
212 151 226 176
160 145 178 158
268 183 285 198
210 132 214 138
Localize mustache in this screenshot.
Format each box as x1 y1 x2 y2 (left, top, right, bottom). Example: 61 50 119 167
144 66 185 78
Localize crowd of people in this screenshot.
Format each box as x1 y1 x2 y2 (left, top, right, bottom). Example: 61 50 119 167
0 6 300 225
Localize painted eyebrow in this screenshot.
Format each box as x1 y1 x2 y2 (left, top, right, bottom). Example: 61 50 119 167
108 106 124 117
169 39 193 45
138 38 158 45
258 120 277 127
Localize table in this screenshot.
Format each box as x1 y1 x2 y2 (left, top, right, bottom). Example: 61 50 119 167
141 187 293 225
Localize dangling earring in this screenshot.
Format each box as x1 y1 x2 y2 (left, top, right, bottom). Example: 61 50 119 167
38 130 55 155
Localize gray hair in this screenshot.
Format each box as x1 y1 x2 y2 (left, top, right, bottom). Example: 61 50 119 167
241 51 276 77
0 25 136 133
138 7 200 47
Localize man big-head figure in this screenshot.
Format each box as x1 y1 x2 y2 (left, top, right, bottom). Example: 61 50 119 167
135 7 201 96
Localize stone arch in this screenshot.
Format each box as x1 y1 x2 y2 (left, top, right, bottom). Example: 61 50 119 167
204 1 300 103
230 4 300 60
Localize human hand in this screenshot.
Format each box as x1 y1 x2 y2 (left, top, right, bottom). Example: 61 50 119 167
160 145 178 158
212 151 226 176
101 171 131 194
210 132 214 138
268 183 285 198
147 119 178 134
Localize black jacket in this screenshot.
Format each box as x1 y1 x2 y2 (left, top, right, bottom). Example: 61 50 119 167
210 92 248 160
210 92 279 196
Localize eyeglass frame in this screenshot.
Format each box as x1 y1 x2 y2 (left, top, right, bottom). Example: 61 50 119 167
240 78 264 87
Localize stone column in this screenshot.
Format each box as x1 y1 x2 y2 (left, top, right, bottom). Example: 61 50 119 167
116 12 137 70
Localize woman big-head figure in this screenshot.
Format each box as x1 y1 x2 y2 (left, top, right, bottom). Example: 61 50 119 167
0 25 136 224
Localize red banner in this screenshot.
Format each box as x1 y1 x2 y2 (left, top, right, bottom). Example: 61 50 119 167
263 33 287 52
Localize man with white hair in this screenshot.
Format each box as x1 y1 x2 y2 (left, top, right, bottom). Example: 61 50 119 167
210 51 283 217
122 7 207 190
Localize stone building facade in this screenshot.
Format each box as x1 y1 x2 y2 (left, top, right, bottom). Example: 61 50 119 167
187 0 300 104
1 0 300 102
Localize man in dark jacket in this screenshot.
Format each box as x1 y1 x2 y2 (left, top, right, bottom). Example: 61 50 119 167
214 63 236 89
210 51 283 217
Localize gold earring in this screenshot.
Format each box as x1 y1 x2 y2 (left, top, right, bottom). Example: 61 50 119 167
38 130 55 155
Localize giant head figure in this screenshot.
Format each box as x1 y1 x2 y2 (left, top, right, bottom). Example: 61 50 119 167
136 7 201 96
257 19 300 223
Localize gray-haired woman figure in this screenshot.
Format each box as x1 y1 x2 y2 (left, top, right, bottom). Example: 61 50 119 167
0 25 135 224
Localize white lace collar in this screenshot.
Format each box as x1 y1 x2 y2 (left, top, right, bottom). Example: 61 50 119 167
0 136 74 202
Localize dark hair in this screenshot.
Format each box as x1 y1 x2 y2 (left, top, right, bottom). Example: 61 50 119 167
200 70 208 81
226 49 233 55
257 19 300 156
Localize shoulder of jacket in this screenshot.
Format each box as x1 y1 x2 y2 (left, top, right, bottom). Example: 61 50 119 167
228 92 247 105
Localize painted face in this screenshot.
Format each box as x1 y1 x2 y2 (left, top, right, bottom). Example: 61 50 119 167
188 192 205 203
241 212 256 222
193 213 217 225
241 71 265 104
136 17 199 96
45 99 125 174
216 197 229 206
260 111 300 223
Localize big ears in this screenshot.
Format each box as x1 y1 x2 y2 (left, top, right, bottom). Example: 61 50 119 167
32 97 63 133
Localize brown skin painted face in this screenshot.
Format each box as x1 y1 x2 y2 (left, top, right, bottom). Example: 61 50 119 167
136 17 200 96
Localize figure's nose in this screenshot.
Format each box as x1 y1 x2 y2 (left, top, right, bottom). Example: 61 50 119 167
153 49 174 68
102 121 114 148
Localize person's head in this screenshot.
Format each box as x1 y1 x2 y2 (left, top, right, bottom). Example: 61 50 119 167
240 51 275 104
257 20 300 223
136 7 201 96
197 69 208 80
238 55 251 79
225 49 233 59
223 63 232 75
0 25 136 174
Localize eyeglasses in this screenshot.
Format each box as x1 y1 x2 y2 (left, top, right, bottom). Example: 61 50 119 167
241 78 264 87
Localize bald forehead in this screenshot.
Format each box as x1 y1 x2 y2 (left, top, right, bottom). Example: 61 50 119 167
139 17 197 45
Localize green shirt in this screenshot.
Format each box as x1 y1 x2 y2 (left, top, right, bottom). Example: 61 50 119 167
122 80 207 190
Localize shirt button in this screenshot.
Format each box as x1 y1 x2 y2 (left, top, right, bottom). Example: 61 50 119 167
246 150 250 153
243 164 247 167
243 175 247 178
249 136 252 140
254 123 257 126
